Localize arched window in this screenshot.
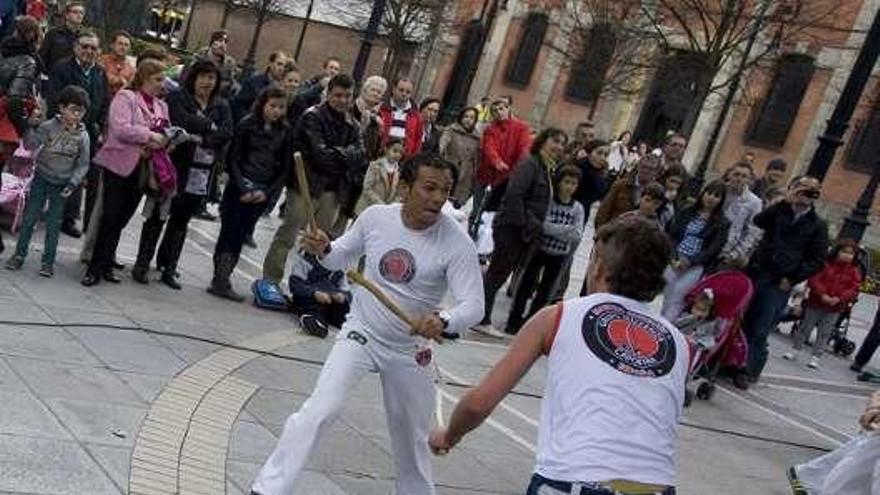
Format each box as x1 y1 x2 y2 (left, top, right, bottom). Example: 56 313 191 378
748 53 815 147
505 12 549 88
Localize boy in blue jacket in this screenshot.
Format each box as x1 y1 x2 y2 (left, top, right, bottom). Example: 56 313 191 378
288 251 351 338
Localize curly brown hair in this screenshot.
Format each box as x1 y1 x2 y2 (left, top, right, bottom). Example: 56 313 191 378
594 215 672 301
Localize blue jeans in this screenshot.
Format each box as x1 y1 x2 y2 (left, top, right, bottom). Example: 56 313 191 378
526 474 676 495
14 174 66 266
744 275 792 378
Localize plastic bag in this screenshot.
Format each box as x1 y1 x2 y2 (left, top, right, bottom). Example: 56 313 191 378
796 432 880 495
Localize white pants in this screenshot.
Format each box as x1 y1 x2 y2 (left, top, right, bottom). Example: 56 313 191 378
661 265 704 321
251 331 436 495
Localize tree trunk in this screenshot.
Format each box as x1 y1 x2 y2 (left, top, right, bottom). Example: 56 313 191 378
220 1 232 28
244 12 267 73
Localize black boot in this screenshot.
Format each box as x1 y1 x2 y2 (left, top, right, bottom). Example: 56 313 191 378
207 253 245 302
160 269 182 290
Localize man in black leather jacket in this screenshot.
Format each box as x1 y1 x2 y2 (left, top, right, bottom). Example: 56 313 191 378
261 74 365 284
736 176 829 388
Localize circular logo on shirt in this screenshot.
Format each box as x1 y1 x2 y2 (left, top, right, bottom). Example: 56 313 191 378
379 248 417 284
581 303 677 378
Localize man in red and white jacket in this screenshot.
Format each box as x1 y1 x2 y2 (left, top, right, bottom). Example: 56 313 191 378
478 98 532 186
379 78 424 158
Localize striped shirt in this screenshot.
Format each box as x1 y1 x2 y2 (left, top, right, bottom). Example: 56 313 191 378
389 101 411 140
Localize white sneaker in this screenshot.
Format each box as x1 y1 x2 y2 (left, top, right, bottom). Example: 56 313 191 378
471 324 509 339
807 357 820 370
782 352 796 361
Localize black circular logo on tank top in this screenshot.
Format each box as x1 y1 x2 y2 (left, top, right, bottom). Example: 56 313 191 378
379 248 417 284
582 303 677 378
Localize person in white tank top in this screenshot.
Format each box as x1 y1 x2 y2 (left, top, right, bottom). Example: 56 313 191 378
430 215 689 495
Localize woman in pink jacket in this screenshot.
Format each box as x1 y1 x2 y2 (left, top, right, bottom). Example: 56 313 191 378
82 60 169 286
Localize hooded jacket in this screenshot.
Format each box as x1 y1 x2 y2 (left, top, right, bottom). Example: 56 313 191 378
806 260 862 313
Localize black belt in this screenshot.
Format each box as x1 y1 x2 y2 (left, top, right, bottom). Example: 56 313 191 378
530 474 676 495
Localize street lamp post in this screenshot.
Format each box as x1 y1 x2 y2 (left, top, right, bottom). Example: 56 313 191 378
352 0 387 85
838 161 880 243
806 9 880 182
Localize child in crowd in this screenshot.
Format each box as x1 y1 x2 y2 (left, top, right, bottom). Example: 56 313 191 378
657 165 687 228
208 87 291 301
505 165 585 334
288 251 351 339
6 86 90 277
354 138 404 215
783 239 863 369
675 288 723 351
621 181 666 225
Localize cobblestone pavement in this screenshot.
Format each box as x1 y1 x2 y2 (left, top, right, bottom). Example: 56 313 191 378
0 208 876 495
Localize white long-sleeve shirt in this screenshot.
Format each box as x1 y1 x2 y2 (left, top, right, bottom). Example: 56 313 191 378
320 204 484 351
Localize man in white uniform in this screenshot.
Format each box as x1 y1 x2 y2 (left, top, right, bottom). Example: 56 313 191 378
429 215 688 495
250 153 484 495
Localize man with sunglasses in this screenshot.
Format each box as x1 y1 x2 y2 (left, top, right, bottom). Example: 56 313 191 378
735 176 829 389
46 30 110 238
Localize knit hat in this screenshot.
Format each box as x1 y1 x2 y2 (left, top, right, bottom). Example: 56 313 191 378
767 158 788 172
210 30 228 44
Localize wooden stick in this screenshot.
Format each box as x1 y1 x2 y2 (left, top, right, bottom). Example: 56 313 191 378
346 270 416 328
294 151 317 230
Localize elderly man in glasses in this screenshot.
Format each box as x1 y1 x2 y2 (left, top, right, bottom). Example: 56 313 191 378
735 176 829 389
46 29 111 239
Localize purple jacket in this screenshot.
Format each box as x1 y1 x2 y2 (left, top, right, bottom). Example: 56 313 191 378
94 89 170 177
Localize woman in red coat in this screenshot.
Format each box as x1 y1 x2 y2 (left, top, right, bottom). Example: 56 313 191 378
783 239 863 369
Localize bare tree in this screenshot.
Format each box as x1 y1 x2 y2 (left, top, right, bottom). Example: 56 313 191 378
221 0 293 70
550 0 842 131
330 0 450 81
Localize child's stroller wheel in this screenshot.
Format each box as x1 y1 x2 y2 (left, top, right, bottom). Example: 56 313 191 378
696 382 715 401
684 389 694 408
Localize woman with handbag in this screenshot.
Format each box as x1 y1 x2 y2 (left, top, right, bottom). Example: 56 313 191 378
82 59 169 286
131 60 233 288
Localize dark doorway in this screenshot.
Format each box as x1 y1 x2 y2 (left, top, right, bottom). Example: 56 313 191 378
635 51 713 147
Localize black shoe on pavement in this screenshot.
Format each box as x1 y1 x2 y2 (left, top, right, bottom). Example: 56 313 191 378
733 372 751 390
110 259 125 270
103 270 122 283
132 266 149 284
301 314 329 338
61 222 82 238
160 270 182 290
195 209 217 222
81 272 100 287
851 363 864 372
441 331 461 341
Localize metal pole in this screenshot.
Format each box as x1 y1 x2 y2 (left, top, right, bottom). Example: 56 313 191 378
806 9 880 182
352 0 387 85
294 0 314 61
693 0 773 187
181 0 196 49
838 160 880 243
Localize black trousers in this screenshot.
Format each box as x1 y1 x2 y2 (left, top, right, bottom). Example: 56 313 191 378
88 169 143 275
855 304 880 368
214 183 267 259
135 193 204 272
506 251 567 333
482 225 531 326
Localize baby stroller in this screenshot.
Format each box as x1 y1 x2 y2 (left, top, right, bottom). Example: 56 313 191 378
681 270 754 405
0 143 37 233
777 247 872 357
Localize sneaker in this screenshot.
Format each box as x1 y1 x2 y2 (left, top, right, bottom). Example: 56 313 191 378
61 222 82 238
441 331 461 341
39 264 54 278
5 255 24 271
787 466 808 495
300 314 329 338
782 352 796 361
807 357 820 370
